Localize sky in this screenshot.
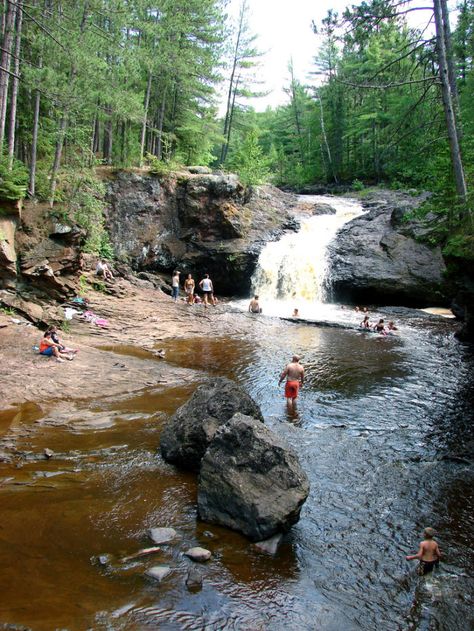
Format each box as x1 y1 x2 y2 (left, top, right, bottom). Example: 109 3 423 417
227 0 350 110
225 0 450 112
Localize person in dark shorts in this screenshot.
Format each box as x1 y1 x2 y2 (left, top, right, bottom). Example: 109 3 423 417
406 527 442 575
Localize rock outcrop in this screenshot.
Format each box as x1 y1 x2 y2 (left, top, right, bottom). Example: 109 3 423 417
197 413 310 542
160 377 264 470
326 191 448 307
105 170 299 295
0 198 84 319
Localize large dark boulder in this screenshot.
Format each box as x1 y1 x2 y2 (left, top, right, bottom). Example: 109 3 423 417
197 413 310 541
326 191 448 307
160 378 264 470
105 171 299 295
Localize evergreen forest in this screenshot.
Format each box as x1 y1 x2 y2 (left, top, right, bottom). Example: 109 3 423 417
0 0 473 256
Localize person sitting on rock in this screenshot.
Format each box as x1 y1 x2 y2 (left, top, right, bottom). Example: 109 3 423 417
96 260 113 280
39 331 74 363
45 325 78 354
248 295 262 314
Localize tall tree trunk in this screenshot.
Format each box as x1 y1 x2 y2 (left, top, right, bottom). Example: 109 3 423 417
102 107 113 164
317 92 337 183
7 0 23 168
49 116 67 207
28 57 41 197
139 71 152 166
49 1 90 205
440 0 460 114
156 92 166 160
433 0 467 205
0 0 17 152
221 76 240 164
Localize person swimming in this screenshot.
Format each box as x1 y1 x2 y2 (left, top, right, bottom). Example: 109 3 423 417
373 318 386 334
360 315 371 329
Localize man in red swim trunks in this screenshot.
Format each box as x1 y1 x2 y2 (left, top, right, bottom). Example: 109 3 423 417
278 355 304 409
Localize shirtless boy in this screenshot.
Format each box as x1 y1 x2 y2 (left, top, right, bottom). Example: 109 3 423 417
406 527 442 575
278 355 304 409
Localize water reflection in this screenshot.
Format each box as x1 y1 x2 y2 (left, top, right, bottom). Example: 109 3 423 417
0 317 473 630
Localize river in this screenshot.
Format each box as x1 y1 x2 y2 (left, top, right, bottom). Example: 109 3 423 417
0 199 473 631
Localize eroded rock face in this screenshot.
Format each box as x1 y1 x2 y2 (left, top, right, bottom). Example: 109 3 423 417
327 192 448 307
105 171 299 295
197 413 310 542
0 216 19 288
160 377 264 471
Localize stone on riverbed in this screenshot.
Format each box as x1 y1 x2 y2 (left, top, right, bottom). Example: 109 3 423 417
254 533 283 555
145 565 172 582
184 547 212 562
185 567 203 592
148 527 177 544
160 377 263 470
197 413 310 542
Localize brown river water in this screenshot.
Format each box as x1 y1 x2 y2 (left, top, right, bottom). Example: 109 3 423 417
1 311 473 630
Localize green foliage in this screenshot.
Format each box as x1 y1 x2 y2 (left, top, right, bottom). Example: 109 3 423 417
78 274 89 297
226 128 269 186
352 179 365 191
59 320 71 333
0 306 16 316
61 172 114 258
443 234 474 260
0 158 28 201
145 153 184 177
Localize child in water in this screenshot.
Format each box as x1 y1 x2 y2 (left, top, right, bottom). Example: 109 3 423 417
406 527 442 575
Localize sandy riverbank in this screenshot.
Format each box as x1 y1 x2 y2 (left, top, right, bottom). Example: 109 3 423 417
0 280 253 412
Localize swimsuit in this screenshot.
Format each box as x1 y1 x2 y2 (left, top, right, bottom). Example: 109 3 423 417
285 380 300 399
39 339 54 356
418 559 439 576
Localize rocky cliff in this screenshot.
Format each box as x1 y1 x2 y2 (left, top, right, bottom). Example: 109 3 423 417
105 169 299 295
326 191 448 307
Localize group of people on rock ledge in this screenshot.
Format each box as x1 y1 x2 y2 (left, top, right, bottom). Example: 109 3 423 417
171 271 217 307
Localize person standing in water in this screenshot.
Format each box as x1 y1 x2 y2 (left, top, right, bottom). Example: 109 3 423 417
406 527 442 575
278 355 304 409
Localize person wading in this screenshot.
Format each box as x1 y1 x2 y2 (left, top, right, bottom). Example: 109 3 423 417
278 355 304 410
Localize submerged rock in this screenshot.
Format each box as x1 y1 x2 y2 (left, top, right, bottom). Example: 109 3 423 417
184 547 212 562
148 527 177 545
145 565 172 582
197 413 310 542
185 567 203 591
254 533 283 555
160 377 263 470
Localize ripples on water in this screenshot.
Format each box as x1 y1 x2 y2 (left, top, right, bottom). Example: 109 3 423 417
0 309 473 630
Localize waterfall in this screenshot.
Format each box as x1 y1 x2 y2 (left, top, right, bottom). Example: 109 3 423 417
251 196 364 312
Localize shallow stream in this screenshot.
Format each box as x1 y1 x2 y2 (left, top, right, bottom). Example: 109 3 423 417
1 309 473 630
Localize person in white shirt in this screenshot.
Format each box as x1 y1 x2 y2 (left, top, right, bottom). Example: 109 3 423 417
171 270 180 302
198 274 216 307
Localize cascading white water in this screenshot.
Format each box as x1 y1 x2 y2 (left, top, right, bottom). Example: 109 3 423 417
250 196 365 317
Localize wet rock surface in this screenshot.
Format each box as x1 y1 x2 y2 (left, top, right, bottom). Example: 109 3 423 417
327 191 447 307
184 547 212 562
197 413 310 541
148 527 178 545
160 377 264 471
145 566 172 582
